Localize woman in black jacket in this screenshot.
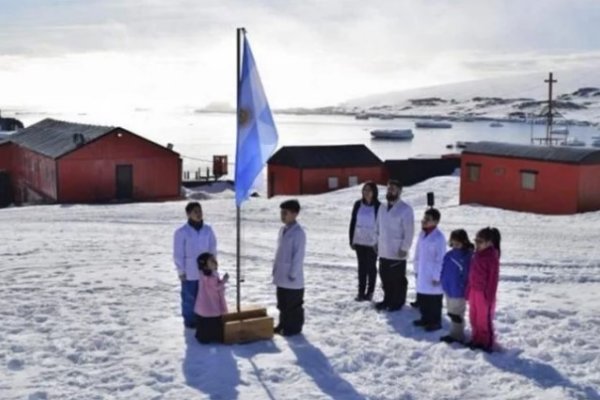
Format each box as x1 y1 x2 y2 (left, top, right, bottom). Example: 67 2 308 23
349 181 381 301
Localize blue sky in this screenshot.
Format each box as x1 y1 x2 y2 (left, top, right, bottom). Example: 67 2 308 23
1 0 600 109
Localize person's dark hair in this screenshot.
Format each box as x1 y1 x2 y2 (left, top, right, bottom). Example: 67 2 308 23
185 201 202 214
280 199 301 214
424 208 441 222
450 229 474 251
477 227 501 255
197 252 214 276
361 181 379 205
387 179 402 189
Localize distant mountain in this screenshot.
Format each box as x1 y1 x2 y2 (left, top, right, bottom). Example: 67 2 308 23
0 112 24 131
194 102 235 114
339 67 600 125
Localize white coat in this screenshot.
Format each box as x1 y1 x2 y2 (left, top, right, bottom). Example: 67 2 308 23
272 223 306 290
173 223 218 281
414 228 447 295
375 200 415 260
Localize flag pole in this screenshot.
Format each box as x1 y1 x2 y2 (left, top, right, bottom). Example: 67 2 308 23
235 27 244 313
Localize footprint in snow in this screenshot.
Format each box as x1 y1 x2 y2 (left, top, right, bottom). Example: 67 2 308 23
11 345 26 353
28 392 48 400
8 358 25 370
149 370 174 383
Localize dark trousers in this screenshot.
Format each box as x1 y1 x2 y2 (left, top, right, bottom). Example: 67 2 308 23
276 287 305 335
355 245 377 298
378 258 408 309
181 280 199 327
195 314 224 344
418 293 443 326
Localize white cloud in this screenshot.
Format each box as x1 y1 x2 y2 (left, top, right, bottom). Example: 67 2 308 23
1 0 600 109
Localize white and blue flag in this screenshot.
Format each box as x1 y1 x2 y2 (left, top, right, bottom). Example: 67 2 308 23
235 35 279 207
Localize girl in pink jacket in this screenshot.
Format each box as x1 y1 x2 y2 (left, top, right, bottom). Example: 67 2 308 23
467 227 501 352
194 252 229 344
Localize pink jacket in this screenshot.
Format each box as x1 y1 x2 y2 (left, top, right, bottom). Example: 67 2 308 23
467 246 500 302
194 273 228 317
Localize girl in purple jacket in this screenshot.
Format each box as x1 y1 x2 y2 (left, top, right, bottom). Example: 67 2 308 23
194 252 229 344
440 229 473 344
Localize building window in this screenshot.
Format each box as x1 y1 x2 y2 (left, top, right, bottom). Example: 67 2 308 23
348 176 359 187
467 163 481 182
521 170 537 190
328 177 339 189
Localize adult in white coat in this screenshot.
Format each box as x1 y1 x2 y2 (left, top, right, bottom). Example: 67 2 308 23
272 199 306 336
173 202 218 328
413 208 446 331
375 180 415 311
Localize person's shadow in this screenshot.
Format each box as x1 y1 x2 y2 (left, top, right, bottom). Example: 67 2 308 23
233 340 282 400
384 306 446 343
286 335 366 400
182 329 240 399
485 350 600 399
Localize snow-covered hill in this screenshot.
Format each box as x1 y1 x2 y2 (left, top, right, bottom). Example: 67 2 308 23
1 177 599 399
338 68 600 125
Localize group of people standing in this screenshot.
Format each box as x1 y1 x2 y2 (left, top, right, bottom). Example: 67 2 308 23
172 179 501 353
349 180 501 352
173 199 307 343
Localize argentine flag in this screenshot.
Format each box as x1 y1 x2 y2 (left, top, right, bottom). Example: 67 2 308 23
235 35 279 207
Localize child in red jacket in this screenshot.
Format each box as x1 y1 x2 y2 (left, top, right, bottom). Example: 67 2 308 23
467 227 501 352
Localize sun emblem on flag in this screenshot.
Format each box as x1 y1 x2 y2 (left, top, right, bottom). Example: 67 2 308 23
239 108 252 127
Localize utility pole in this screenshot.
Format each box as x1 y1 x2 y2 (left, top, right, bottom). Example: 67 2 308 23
544 72 557 145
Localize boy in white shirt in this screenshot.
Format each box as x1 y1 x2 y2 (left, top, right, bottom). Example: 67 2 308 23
412 208 446 331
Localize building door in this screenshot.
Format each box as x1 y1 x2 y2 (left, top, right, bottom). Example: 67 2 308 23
116 165 133 200
268 171 275 198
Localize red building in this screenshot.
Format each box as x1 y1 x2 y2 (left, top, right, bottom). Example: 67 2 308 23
267 144 383 197
460 141 600 214
0 118 182 204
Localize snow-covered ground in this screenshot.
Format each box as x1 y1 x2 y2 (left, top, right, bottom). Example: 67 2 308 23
1 177 600 400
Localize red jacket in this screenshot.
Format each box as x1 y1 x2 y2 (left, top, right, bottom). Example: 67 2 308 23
467 246 500 302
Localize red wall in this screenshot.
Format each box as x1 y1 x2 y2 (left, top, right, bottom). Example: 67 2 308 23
301 166 383 195
11 146 58 202
57 129 181 203
0 143 13 171
268 165 301 197
268 165 383 197
578 164 600 212
460 154 580 214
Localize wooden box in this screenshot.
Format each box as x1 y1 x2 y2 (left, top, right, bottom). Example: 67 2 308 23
222 306 274 344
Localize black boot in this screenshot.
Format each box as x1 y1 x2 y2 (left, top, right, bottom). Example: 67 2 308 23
440 335 457 343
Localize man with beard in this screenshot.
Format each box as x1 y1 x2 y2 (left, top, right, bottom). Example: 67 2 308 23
374 180 415 312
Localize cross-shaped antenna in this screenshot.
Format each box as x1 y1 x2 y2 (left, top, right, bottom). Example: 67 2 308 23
544 72 557 144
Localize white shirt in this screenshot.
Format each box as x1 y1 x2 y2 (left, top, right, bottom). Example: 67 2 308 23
353 204 377 246
376 200 415 260
414 228 447 295
272 223 306 290
173 223 218 281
